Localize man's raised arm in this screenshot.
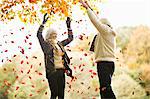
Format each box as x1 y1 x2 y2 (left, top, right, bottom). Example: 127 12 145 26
80 0 110 35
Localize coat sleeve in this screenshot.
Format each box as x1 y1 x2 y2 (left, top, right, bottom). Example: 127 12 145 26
87 8 112 35
37 24 51 53
60 30 73 46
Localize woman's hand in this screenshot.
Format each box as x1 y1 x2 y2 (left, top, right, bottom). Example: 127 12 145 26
66 17 71 29
66 68 73 77
42 13 49 24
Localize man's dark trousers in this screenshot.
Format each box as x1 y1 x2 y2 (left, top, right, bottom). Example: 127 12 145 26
97 61 116 99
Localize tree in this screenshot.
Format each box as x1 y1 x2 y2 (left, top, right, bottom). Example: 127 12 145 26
0 0 80 23
0 0 105 23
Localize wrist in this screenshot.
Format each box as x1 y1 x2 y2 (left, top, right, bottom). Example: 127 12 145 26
67 28 72 31
87 7 92 11
42 21 46 24
85 6 88 9
41 24 44 27
67 24 71 29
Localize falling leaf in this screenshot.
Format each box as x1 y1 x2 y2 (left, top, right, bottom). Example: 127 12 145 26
38 72 42 75
26 61 29 64
29 94 33 96
3 68 7 71
21 82 25 84
21 27 24 30
11 41 14 43
80 58 82 60
31 85 35 88
74 66 76 70
4 50 8 52
16 76 19 79
29 42 32 45
89 70 93 72
16 86 19 90
8 60 12 62
79 65 81 69
84 53 87 56
26 36 29 39
29 76 32 79
93 72 97 75
21 70 23 73
30 65 33 69
69 85 71 89
79 35 83 40
32 56 37 59
24 39 27 43
81 68 84 72
45 91 47 95
95 88 98 92
27 70 30 74
21 60 24 64
81 82 84 85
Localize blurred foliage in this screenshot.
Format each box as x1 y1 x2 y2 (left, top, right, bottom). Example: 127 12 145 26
125 26 150 65
120 25 150 96
0 54 48 99
116 26 135 50
0 62 17 99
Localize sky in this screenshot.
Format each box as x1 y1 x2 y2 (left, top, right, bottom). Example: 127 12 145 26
0 0 150 65
98 0 150 27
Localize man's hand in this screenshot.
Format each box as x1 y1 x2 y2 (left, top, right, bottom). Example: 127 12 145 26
79 0 88 9
42 13 49 24
66 17 71 29
85 1 91 8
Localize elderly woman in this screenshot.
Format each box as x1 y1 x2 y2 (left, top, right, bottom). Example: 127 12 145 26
37 14 73 99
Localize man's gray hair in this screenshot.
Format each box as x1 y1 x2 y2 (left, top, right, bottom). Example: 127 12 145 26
100 18 111 26
45 28 57 40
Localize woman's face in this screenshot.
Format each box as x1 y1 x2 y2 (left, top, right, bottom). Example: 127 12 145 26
50 32 57 40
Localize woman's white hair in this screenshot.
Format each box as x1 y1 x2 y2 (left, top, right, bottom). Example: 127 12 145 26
45 28 57 40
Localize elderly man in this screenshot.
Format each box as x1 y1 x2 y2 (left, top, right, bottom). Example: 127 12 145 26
80 0 116 99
